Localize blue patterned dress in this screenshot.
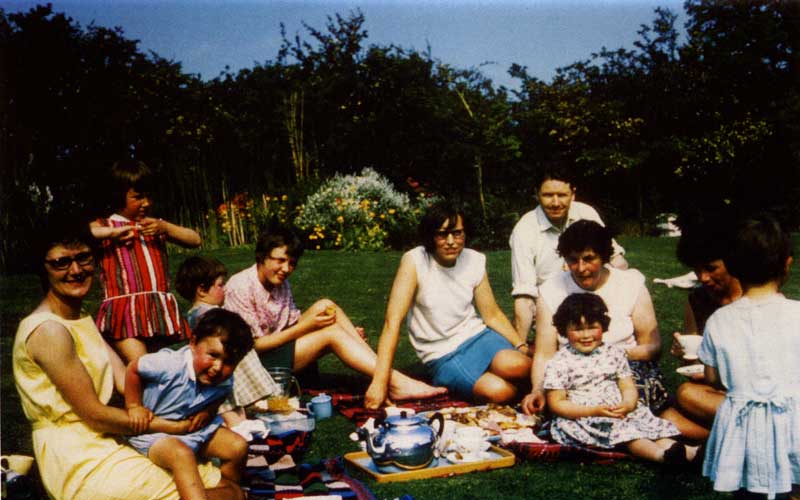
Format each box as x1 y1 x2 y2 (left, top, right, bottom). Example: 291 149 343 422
543 344 679 448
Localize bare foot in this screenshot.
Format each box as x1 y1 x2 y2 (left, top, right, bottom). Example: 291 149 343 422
388 377 448 401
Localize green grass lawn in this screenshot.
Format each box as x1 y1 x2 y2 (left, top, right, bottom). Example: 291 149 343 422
4 237 798 499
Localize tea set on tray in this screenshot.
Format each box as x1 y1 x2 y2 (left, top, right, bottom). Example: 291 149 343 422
354 405 537 472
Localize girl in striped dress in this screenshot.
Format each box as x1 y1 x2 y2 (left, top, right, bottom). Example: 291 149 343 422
90 159 201 364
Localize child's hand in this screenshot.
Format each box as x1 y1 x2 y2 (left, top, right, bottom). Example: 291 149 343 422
593 406 624 418
127 405 153 433
137 217 164 237
111 225 138 243
187 409 212 432
606 405 633 418
355 326 367 341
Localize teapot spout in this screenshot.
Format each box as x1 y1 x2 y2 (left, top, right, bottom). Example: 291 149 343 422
356 427 386 456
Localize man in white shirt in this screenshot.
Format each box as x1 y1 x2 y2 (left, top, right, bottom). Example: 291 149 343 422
509 165 628 337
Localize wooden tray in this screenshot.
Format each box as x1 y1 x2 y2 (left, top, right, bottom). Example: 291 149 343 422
344 445 515 483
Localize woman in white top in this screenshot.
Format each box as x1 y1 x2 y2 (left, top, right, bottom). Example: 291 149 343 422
521 221 696 428
366 203 531 408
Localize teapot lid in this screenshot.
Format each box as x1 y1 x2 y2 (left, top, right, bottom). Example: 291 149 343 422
385 411 425 427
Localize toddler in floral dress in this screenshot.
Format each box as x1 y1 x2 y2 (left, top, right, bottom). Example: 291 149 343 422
544 293 700 465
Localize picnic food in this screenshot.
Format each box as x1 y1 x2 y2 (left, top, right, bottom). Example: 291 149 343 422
435 404 541 434
325 305 336 315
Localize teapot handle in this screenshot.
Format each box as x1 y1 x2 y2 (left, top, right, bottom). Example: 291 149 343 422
428 412 445 440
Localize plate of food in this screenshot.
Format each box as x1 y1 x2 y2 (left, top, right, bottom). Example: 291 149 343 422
423 403 541 438
445 450 493 464
676 364 704 377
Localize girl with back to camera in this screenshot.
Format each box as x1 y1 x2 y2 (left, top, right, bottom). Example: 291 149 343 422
698 215 799 499
544 293 700 465
91 159 201 364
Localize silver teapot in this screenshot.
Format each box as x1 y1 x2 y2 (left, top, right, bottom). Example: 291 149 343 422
357 411 445 471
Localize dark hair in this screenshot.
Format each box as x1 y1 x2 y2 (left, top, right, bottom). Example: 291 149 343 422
724 214 792 286
418 201 467 254
556 220 613 263
535 158 576 192
676 214 736 268
175 256 227 301
552 293 610 338
36 212 97 292
109 159 154 212
192 309 254 366
255 226 304 264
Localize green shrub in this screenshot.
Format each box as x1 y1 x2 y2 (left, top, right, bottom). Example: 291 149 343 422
295 168 435 250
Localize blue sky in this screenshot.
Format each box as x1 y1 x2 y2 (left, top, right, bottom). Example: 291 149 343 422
3 0 686 89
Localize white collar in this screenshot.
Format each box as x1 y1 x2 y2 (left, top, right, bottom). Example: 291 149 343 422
535 205 575 232
184 347 197 382
109 213 132 222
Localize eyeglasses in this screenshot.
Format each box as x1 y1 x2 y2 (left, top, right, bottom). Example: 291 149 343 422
267 255 298 268
433 229 465 241
44 252 95 270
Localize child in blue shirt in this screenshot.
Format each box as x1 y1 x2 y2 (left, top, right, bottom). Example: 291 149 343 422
125 308 253 500
175 256 279 426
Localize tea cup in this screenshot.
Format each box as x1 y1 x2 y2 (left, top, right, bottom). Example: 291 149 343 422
677 334 703 360
309 393 333 420
453 426 489 455
1 455 35 476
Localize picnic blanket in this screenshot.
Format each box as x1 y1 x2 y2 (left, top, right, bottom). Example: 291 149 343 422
245 438 376 500
307 388 631 465
304 389 472 426
502 441 629 465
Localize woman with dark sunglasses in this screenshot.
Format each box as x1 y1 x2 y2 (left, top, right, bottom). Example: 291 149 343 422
12 214 242 500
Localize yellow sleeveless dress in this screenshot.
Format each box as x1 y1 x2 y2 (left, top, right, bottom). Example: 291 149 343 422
13 312 221 500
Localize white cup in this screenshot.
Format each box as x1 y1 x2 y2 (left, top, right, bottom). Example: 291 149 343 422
677 334 703 360
1 455 35 476
454 427 488 455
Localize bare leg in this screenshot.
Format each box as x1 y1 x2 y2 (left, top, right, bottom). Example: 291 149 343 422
627 438 671 463
473 372 518 403
205 479 244 500
677 382 725 423
487 349 532 380
294 325 446 400
220 408 246 428
659 406 710 441
201 428 248 483
149 437 208 500
113 337 148 365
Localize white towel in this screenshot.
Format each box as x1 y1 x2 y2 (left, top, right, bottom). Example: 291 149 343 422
653 271 698 289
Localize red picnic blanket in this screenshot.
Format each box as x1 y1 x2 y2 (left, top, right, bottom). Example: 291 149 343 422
305 389 630 465
305 389 472 426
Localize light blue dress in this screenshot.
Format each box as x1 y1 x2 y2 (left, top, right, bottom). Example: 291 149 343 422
698 294 800 499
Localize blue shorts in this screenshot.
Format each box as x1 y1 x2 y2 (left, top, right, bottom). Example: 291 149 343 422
424 328 514 400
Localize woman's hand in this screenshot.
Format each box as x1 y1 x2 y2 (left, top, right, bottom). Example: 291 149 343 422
365 380 389 410
521 390 546 415
670 332 685 358
126 405 154 434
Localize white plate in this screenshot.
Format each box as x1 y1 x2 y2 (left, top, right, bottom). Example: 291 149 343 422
676 364 704 377
683 354 699 362
445 451 492 464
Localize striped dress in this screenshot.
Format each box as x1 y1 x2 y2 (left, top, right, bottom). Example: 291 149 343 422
95 216 190 342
